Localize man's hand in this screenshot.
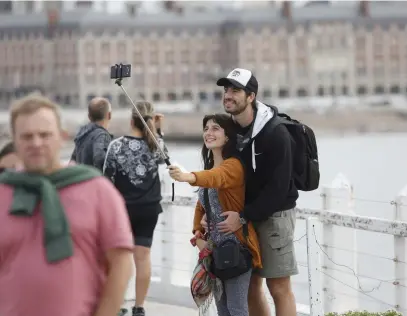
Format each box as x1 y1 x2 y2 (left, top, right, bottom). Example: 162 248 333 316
217 211 242 233
200 214 208 232
168 165 196 184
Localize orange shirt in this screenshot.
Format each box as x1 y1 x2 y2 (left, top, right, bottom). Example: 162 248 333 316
191 157 262 269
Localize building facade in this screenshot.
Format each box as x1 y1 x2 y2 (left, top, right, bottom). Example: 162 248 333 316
0 1 407 108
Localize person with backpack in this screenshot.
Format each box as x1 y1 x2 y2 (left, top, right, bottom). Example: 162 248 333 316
70 97 113 171
200 68 319 316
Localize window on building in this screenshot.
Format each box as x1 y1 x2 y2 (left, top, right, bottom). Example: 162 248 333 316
165 51 174 64
357 86 367 95
263 90 272 99
214 91 222 101
342 86 348 95
133 51 143 66
133 66 144 87
278 88 289 98
152 92 160 102
199 91 207 102
168 92 177 101
373 67 384 77
297 88 307 97
87 94 96 103
390 85 400 94
103 94 112 102
182 91 192 100
180 49 189 64
317 86 324 96
150 51 158 65
374 86 385 95
246 48 255 63
101 42 110 64
119 93 128 107
197 50 206 64
356 66 367 77
64 95 71 106
117 41 126 61
262 49 271 63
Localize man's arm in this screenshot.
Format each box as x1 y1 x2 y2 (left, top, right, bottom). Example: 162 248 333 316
93 132 112 171
243 124 293 222
94 178 134 316
93 249 133 316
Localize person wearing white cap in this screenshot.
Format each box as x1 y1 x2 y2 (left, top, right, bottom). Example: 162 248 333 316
202 68 299 316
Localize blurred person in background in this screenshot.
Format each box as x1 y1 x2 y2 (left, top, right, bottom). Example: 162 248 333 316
103 101 167 316
0 141 21 173
0 93 134 316
70 97 113 171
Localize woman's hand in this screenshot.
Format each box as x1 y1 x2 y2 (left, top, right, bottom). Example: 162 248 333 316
196 239 207 252
154 113 164 130
168 165 196 184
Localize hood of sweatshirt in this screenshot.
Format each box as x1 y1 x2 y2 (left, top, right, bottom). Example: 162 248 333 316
249 101 274 171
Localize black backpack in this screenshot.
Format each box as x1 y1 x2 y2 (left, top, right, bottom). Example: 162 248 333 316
268 108 320 192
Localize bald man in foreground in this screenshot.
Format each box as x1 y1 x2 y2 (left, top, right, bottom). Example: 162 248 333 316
70 97 113 171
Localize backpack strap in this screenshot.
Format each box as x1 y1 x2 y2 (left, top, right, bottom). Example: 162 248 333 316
266 113 284 133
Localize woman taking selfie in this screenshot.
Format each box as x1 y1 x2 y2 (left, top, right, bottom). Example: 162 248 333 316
103 101 167 316
168 113 261 316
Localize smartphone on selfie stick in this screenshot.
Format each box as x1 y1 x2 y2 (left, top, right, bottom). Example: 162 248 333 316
110 63 175 202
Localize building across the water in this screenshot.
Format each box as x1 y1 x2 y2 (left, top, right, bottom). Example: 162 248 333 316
0 1 407 108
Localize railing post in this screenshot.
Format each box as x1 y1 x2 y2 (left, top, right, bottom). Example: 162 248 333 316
394 186 407 312
306 217 324 316
321 173 357 313
159 167 175 288
160 204 174 287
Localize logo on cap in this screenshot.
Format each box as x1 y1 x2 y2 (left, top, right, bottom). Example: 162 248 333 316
231 70 240 77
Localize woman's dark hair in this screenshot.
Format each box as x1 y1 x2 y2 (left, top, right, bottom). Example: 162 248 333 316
0 141 15 160
201 114 239 170
131 101 157 152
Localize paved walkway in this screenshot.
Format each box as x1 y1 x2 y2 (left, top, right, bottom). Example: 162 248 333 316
121 301 197 315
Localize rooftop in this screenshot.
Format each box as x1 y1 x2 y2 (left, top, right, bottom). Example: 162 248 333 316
0 1 406 34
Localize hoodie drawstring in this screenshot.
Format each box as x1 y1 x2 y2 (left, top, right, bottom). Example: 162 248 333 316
252 141 256 172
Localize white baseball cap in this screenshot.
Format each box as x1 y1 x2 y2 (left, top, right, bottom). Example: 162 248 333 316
217 68 258 95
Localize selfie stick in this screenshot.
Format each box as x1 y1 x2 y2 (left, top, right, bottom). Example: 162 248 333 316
113 66 174 201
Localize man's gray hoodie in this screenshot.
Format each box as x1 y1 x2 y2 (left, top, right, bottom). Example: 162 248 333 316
70 123 112 171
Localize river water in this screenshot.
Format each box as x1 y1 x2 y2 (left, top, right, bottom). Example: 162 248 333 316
58 132 407 313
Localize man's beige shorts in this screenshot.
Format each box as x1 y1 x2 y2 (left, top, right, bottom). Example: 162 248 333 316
253 208 299 279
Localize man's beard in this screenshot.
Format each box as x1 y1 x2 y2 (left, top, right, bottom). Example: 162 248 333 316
224 100 249 116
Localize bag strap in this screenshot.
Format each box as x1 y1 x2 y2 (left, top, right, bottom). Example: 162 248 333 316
203 188 212 236
203 188 248 240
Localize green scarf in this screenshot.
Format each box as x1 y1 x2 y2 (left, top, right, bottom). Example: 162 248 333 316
0 164 102 263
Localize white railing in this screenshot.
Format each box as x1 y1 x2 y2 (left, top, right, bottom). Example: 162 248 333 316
128 170 407 316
